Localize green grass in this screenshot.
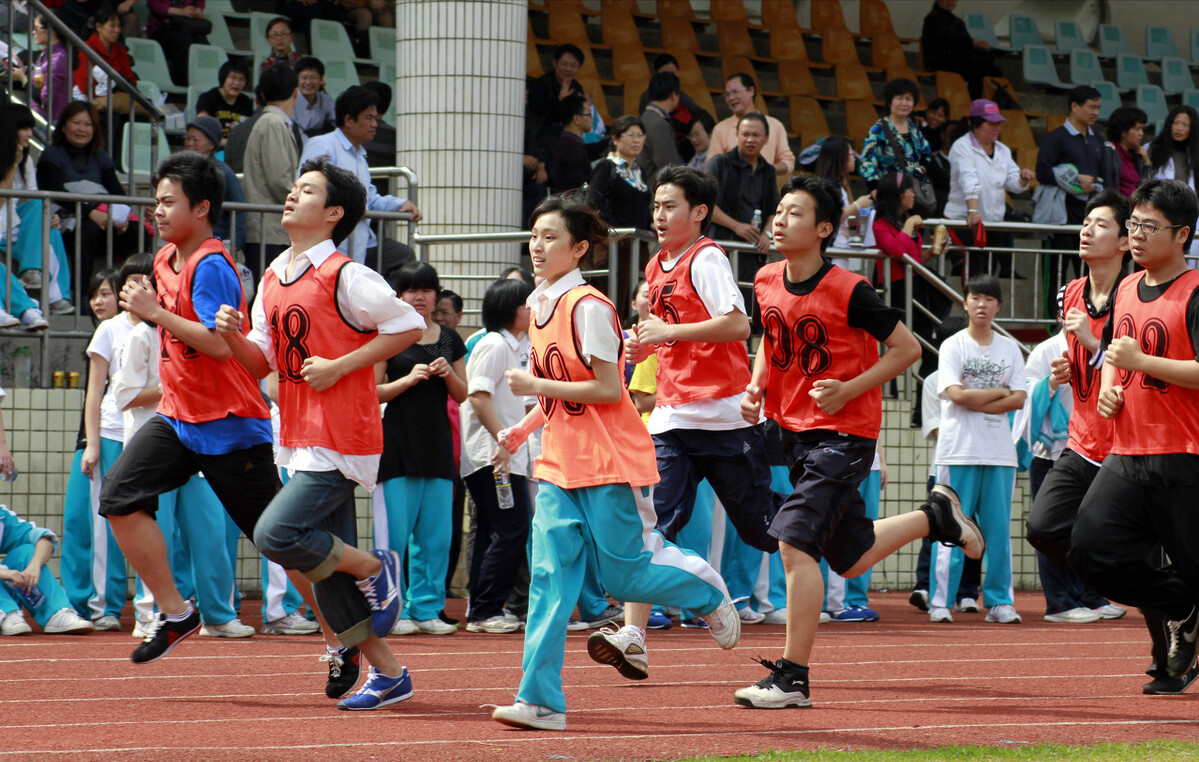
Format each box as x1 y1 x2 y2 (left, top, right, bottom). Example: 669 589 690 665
670 741 1199 762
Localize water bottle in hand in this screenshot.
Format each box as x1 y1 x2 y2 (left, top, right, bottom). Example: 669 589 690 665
494 469 514 510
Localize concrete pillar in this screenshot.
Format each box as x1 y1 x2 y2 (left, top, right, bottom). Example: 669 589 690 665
394 0 527 323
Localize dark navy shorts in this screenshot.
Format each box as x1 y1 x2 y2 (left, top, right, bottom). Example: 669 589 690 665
771 430 877 574
651 425 781 553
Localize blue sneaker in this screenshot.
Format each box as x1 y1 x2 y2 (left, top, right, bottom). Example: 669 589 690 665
337 666 413 710
680 617 708 629
829 605 880 622
647 609 673 630
355 549 401 638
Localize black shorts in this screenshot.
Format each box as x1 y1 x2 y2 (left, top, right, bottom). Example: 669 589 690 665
771 432 876 575
99 416 281 540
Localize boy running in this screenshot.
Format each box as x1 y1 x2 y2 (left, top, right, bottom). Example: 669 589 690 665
215 158 425 710
590 164 778 679
734 175 985 709
1071 178 1199 687
489 194 738 731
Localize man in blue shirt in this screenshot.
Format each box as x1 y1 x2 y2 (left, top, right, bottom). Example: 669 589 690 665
297 86 422 281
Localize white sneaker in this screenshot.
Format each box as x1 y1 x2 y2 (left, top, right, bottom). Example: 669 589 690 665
1093 603 1127 620
132 617 153 639
491 699 566 731
414 618 457 635
200 618 255 638
586 625 648 680
738 607 766 624
466 614 521 633
390 618 419 636
18 269 41 289
818 611 831 624
19 308 48 330
701 595 741 649
261 611 320 635
1 610 31 635
929 606 954 623
1044 607 1101 623
44 608 95 634
762 608 787 625
0 308 18 328
92 615 121 631
956 597 980 613
985 604 1022 624
49 299 75 315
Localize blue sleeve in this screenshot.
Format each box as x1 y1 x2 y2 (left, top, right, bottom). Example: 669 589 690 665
191 254 243 329
0 506 55 556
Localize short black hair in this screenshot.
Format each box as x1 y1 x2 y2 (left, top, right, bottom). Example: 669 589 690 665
1085 188 1132 232
1130 178 1199 249
499 266 536 286
258 62 298 104
90 3 119 27
1068 85 1102 108
299 157 367 244
363 80 391 115
481 277 533 332
882 77 920 108
652 164 718 230
726 72 756 94
118 252 155 290
964 273 1002 303
1105 106 1148 144
392 261 441 294
609 114 644 140
693 111 716 135
265 16 291 37
152 151 224 225
647 71 680 102
558 93 589 125
653 53 678 71
53 102 104 152
779 175 844 253
737 111 769 136
89 267 119 300
294 55 325 78
439 289 462 313
926 97 950 115
553 43 585 64
335 85 379 129
218 59 250 88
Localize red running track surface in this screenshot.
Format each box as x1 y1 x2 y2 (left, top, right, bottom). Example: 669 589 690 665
3 591 1198 761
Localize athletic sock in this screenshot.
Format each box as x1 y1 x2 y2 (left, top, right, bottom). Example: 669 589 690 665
625 625 647 641
165 603 195 622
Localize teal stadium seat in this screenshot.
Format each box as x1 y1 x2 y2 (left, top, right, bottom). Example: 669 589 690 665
1116 53 1149 90
1184 89 1199 113
1098 25 1133 59
1145 26 1180 61
1191 29 1199 66
1069 49 1110 89
209 14 252 55
249 12 278 56
188 44 229 93
322 59 359 100
1054 20 1087 55
1022 45 1067 89
1007 14 1043 53
310 19 370 66
1090 81 1120 121
121 122 171 176
1161 57 1195 95
126 37 186 94
1136 84 1168 131
369 26 395 66
965 12 1010 53
204 0 250 20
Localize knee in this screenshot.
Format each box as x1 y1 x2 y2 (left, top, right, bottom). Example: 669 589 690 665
253 520 292 560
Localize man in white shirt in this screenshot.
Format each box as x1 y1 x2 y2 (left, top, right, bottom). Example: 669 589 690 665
706 73 794 176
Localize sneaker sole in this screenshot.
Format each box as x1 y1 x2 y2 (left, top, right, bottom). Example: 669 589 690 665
932 484 986 560
339 688 413 711
132 621 201 664
493 712 566 731
586 633 648 681
1143 667 1199 695
734 693 812 709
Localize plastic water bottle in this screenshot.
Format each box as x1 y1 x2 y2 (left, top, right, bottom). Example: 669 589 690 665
0 466 17 482
751 208 762 231
5 580 44 608
494 469 514 510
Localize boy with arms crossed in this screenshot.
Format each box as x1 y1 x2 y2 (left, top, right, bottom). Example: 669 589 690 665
1072 178 1199 687
735 176 984 709
216 158 425 710
590 164 778 679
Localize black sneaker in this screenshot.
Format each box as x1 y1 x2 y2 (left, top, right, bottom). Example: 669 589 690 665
1165 606 1199 678
908 589 930 611
733 657 811 709
921 484 985 560
323 645 362 699
131 608 201 664
1144 661 1199 695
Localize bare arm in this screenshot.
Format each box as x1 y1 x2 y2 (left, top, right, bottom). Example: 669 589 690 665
810 322 921 416
740 334 772 424
977 389 1026 414
214 304 272 378
944 384 1011 411
299 329 422 393
636 309 750 346
80 354 108 477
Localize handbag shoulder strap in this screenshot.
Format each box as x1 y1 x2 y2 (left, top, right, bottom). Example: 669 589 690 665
880 118 920 174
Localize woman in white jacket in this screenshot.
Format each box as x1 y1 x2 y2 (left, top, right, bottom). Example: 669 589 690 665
944 99 1034 278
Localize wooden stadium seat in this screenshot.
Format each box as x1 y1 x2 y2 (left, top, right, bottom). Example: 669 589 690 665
612 45 651 82
660 15 707 55
835 62 877 103
770 18 815 62
820 26 860 66
789 95 831 143
717 21 761 59
528 39 544 78
708 0 750 25
624 76 650 117
547 5 596 49
761 0 805 30
721 55 757 84
673 51 718 115
809 0 848 33
871 31 909 72
576 72 612 121
1047 114 1066 132
1000 110 1037 154
935 71 971 118
860 0 915 43
777 59 823 98
656 0 695 19
886 64 926 104
601 8 645 49
844 99 881 141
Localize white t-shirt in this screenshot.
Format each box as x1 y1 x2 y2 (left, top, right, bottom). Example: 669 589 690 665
460 328 533 478
87 311 137 443
647 244 758 434
921 369 941 478
936 329 1027 467
1024 331 1071 460
111 320 159 443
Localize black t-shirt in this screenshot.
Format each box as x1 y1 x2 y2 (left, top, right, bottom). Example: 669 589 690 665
1103 271 1199 484
195 87 254 139
378 326 467 482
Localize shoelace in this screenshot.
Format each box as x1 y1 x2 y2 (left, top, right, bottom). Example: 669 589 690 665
1167 619 1183 658
320 650 345 678
751 656 784 687
356 575 379 608
140 615 164 642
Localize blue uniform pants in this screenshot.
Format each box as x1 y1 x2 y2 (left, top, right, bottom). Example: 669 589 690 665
930 465 1016 609
374 476 452 622
0 544 73 627
59 440 127 620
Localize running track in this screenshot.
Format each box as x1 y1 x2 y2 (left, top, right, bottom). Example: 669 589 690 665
5 592 1198 761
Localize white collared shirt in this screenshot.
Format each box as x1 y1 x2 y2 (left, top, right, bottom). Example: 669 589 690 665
460 328 534 477
247 238 426 489
528 269 621 364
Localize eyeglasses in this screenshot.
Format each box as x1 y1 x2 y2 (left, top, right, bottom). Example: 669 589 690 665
724 88 748 98
267 31 292 38
1125 219 1185 235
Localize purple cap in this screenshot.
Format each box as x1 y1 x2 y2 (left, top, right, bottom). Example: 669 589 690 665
968 99 1006 123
